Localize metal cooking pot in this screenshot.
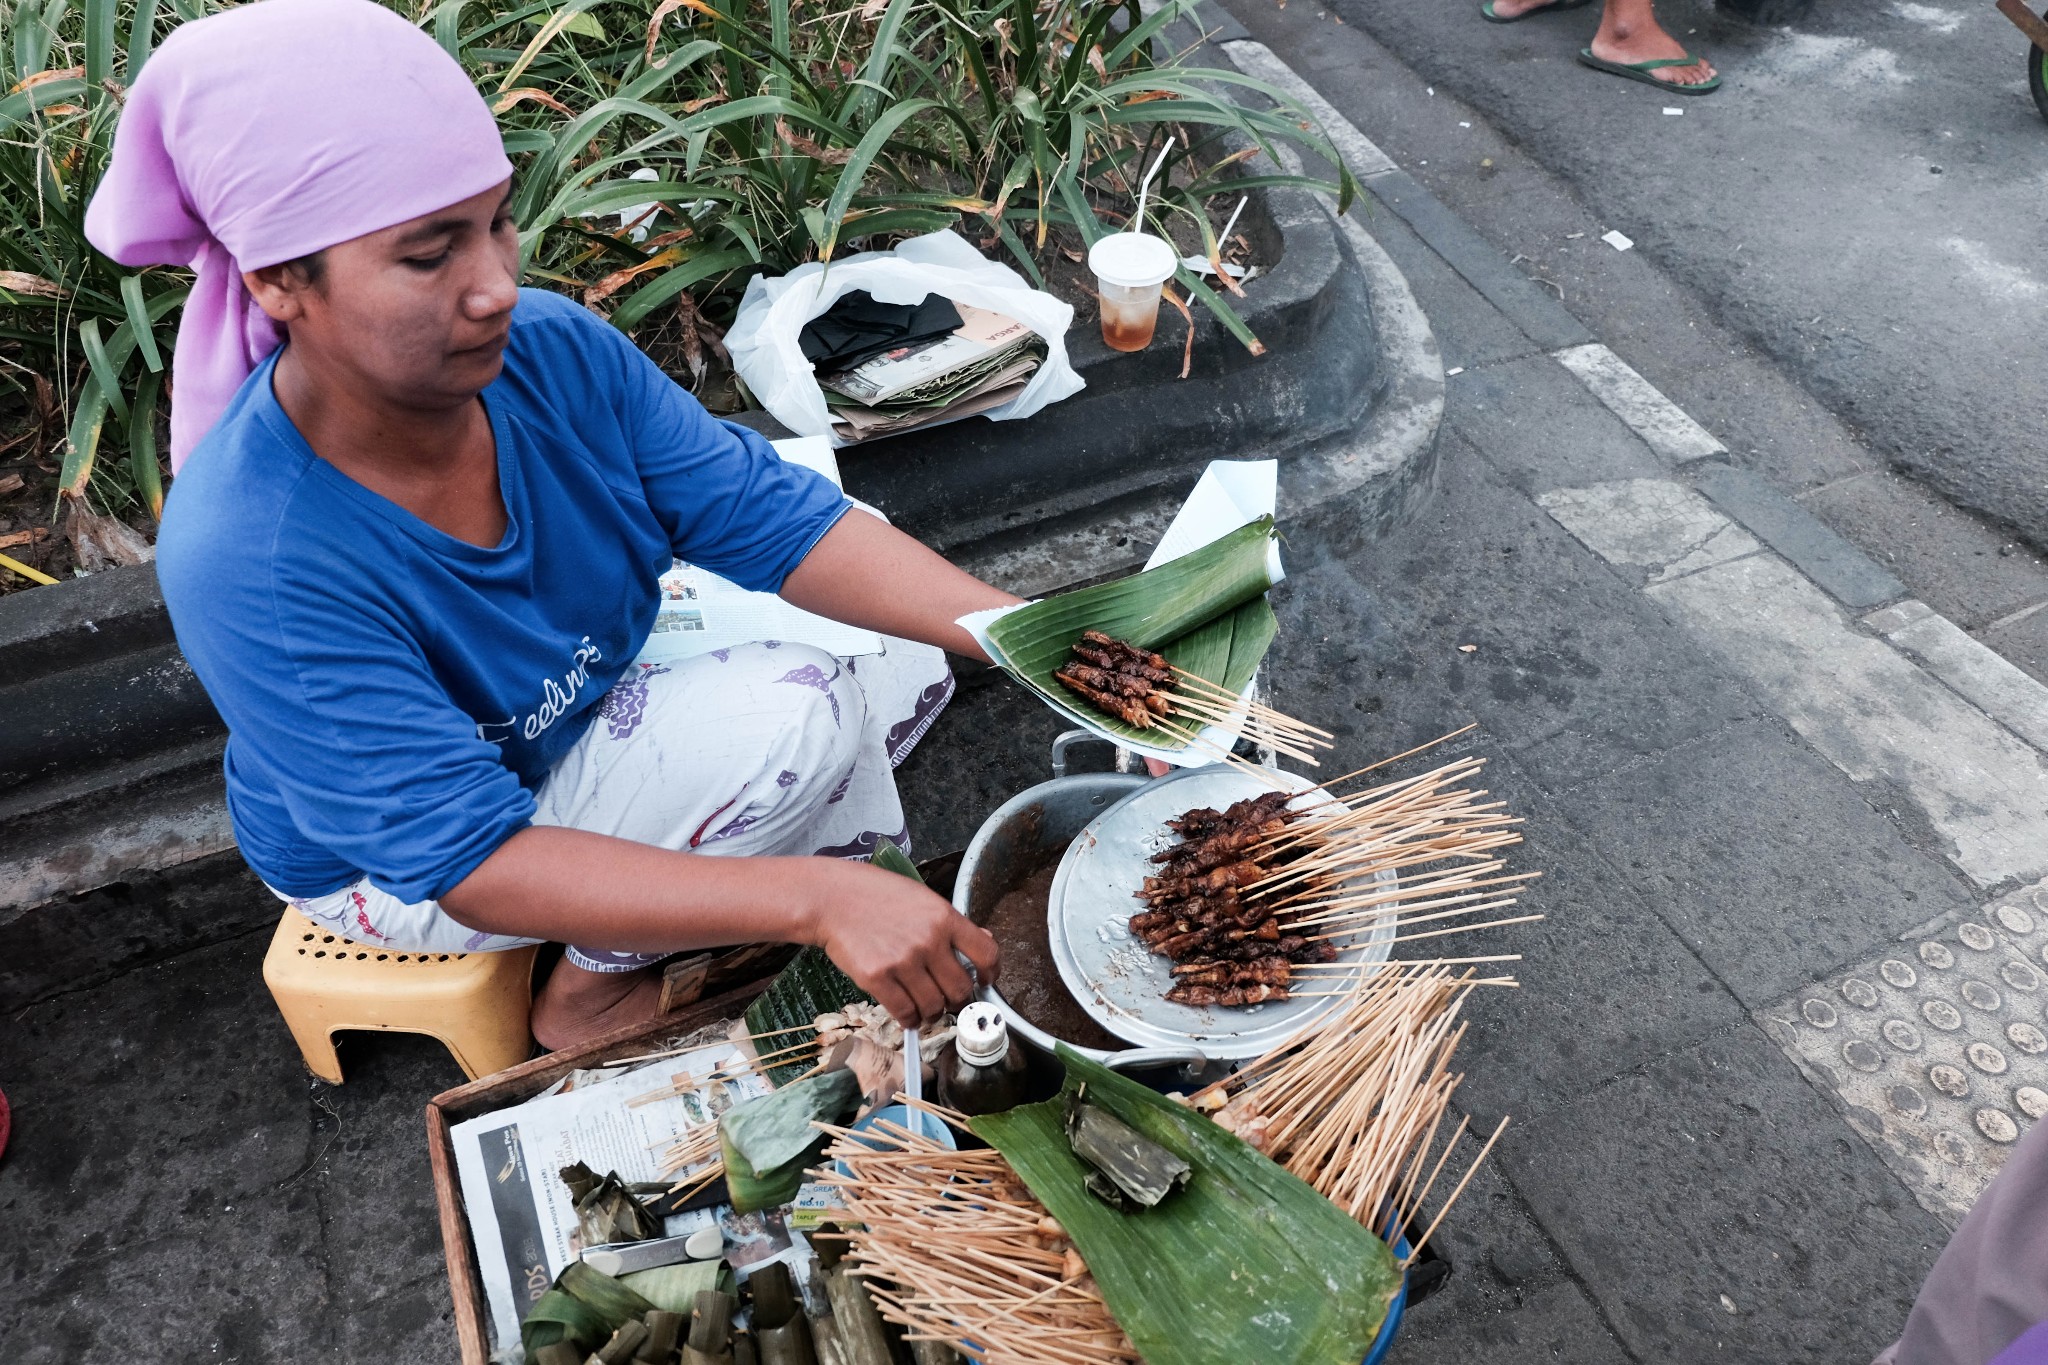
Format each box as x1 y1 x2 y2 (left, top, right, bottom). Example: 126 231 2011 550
952 732 1208 1075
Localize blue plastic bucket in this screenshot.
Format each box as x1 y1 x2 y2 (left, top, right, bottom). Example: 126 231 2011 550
830 1103 958 1179
1360 1229 1413 1365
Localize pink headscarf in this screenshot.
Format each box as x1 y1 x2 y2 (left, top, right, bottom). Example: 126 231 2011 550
85 0 514 471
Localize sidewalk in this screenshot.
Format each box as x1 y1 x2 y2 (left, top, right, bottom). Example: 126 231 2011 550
6 20 2048 1365
1189 4 2048 1359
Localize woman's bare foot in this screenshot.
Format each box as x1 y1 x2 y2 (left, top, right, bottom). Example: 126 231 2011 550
531 961 665 1052
1589 0 1716 86
1487 0 1569 15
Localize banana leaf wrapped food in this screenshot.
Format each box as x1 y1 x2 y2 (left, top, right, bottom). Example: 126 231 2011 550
521 1262 660 1358
1065 1088 1192 1210
521 1259 736 1359
719 1068 861 1213
561 1161 665 1246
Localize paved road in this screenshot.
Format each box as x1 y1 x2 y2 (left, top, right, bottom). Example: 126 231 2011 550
1219 0 2048 682
1296 0 2048 541
13 192 2048 1355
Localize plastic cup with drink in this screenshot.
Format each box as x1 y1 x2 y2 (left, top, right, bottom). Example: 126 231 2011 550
1088 231 1179 353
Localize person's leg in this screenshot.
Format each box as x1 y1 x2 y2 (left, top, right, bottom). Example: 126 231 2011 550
1587 0 1715 85
280 640 949 1053
1483 0 1715 87
526 644 871 1047
529 948 669 1050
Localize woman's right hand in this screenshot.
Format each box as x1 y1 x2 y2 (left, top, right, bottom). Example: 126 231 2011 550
807 860 1001 1029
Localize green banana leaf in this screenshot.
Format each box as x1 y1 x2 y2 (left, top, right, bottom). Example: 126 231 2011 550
521 1262 658 1356
972 1046 1400 1365
868 836 923 883
984 517 1281 750
721 1125 825 1214
723 1069 861 1175
620 1259 734 1315
739 839 921 1086
743 951 869 1087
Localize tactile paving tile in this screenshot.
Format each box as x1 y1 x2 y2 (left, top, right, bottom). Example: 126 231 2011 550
1758 878 2048 1227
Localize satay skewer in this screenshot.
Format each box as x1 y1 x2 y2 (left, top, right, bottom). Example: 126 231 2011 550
1163 666 1339 738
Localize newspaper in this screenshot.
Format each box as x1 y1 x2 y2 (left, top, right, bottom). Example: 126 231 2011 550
636 436 884 664
450 1038 771 1356
818 302 1038 405
827 374 1033 442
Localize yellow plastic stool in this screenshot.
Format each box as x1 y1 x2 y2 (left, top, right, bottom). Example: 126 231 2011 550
261 907 539 1083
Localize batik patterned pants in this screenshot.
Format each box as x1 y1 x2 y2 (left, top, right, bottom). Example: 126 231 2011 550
274 637 954 970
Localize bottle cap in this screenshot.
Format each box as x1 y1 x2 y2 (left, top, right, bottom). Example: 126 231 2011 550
956 1002 1011 1065
1088 232 1178 289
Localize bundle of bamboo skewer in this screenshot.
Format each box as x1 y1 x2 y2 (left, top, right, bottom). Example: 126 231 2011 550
1188 959 1508 1266
819 1111 1139 1365
1131 730 1543 1008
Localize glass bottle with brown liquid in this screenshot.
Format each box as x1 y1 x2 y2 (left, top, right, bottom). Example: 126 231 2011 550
935 1003 1030 1118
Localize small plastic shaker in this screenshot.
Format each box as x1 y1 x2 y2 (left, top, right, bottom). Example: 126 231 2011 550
1088 232 1179 353
935 1002 1029 1117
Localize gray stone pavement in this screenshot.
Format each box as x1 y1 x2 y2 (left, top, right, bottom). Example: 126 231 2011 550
10 25 2048 1365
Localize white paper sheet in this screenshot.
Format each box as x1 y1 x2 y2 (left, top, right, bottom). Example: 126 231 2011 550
450 1040 770 1355
635 436 886 664
956 460 1282 768
1144 459 1280 574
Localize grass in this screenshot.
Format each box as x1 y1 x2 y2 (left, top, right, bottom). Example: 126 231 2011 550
0 0 1351 544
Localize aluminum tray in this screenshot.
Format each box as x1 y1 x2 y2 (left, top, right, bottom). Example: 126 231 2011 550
1046 765 1396 1059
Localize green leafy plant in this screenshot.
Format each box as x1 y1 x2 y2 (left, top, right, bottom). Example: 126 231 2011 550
1 0 1353 541
0 0 205 518
467 0 1356 355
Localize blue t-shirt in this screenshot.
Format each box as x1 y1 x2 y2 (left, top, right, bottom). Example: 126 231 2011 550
157 289 850 904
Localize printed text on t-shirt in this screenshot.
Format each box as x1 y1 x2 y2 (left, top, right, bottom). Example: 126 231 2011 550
521 636 603 741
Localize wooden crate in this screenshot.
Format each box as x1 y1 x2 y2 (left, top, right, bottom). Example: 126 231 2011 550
425 979 772 1365
424 851 963 1362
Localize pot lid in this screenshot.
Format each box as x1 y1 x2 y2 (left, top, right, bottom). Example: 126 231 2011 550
1088 232 1178 289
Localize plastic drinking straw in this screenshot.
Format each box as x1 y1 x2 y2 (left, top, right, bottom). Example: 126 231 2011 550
1217 194 1248 250
1130 136 1176 234
0 551 57 586
902 1027 925 1140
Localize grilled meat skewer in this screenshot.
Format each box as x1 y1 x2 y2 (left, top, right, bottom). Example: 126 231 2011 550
1141 859 1269 902
1052 669 1155 728
1165 982 1290 1007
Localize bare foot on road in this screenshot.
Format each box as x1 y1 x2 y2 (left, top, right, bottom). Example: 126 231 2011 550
532 960 665 1052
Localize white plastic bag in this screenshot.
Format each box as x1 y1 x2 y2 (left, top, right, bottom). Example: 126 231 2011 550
725 229 1086 447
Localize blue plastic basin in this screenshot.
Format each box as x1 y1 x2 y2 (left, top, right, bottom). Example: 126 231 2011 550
1361 1230 1412 1365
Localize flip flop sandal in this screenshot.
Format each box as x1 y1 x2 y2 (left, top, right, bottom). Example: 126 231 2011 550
1480 0 1592 22
1578 49 1722 94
